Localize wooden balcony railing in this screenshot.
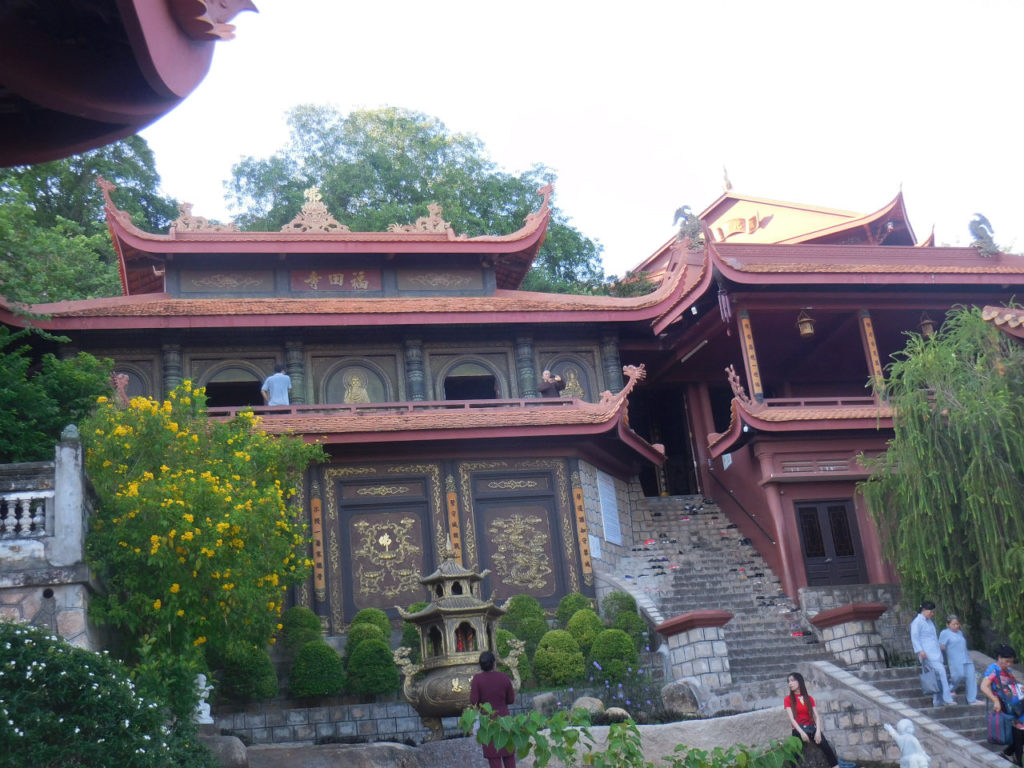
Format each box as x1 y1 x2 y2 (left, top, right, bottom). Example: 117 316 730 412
206 396 580 420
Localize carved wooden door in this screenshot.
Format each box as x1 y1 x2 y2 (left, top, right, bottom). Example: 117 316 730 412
795 499 867 586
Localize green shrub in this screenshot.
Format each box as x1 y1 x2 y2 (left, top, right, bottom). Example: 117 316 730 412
400 601 429 664
496 627 532 683
601 590 637 624
555 592 593 629
589 629 638 684
350 607 392 641
500 594 546 636
532 629 585 687
346 638 401 697
342 622 386 668
517 616 550 660
613 610 649 652
0 620 216 767
566 608 605 656
216 643 278 702
281 606 322 654
289 640 346 697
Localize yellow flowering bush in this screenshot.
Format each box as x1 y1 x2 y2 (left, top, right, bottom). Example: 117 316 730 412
83 381 324 710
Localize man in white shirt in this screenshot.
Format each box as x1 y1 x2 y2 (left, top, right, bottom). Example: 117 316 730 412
911 600 954 707
261 364 291 406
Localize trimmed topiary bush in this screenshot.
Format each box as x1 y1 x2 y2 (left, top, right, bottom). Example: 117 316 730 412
566 608 605 656
289 640 346 697
342 622 386 668
400 601 429 664
496 627 532 684
500 594 546 636
555 592 593 629
0 620 217 768
600 590 637 625
350 608 392 641
516 615 549 660
613 609 649 652
281 605 323 655
532 629 585 687
346 638 401 697
589 628 639 684
216 643 279 702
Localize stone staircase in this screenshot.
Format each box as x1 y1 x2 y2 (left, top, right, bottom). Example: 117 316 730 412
856 666 1003 758
622 494 834 685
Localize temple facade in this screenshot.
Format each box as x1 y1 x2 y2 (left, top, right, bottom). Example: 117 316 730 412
4 182 1021 632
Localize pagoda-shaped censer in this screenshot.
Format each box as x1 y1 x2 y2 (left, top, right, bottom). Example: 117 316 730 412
393 545 524 740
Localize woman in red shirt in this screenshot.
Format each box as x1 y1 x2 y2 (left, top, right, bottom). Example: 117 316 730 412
784 672 840 768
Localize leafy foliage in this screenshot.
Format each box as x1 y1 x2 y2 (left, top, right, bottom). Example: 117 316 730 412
400 600 429 664
0 136 177 303
500 594 547 635
496 628 532 684
289 640 345 698
227 106 606 293
555 592 593 629
345 638 400 697
280 606 323 655
0 328 113 462
589 628 639 684
212 643 278 703
613 610 650 653
459 705 803 768
83 381 325 711
341 623 386 670
350 607 392 641
0 620 216 768
566 608 604 656
601 590 638 625
860 306 1024 649
533 630 585 687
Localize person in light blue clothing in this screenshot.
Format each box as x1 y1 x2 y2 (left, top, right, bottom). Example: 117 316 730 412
939 614 981 705
261 363 291 406
911 600 955 707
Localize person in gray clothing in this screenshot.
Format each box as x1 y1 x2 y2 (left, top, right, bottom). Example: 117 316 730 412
911 600 954 707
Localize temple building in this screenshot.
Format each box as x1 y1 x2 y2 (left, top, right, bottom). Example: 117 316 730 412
4 181 1022 632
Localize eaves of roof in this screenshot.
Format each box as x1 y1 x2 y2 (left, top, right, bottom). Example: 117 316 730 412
707 397 894 459
982 305 1024 339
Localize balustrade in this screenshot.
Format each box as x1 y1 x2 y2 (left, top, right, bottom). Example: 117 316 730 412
0 491 51 537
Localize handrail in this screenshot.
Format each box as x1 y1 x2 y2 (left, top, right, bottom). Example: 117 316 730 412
206 396 580 420
706 470 776 545
761 395 878 408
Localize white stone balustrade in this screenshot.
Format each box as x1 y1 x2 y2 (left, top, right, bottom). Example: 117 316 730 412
0 491 52 537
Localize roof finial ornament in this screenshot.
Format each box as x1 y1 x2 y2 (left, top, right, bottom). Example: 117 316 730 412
387 203 453 234
723 166 733 192
280 187 350 233
171 202 239 233
969 213 999 257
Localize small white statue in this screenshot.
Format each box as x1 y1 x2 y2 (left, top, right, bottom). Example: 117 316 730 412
194 673 214 724
884 718 930 768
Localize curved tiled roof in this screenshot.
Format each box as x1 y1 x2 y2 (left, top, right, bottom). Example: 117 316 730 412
982 305 1024 339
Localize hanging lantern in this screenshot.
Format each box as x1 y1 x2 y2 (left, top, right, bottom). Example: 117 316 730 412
918 312 936 338
796 310 816 339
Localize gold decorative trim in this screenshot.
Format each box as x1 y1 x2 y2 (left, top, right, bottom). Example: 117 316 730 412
331 467 377 476
281 187 350 234
356 485 410 497
387 203 453 234
486 480 539 490
446 487 463 564
739 312 764 401
489 514 552 590
189 274 265 290
406 273 474 289
572 482 593 583
171 202 239 233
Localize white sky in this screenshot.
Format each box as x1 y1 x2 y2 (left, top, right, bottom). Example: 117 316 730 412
141 0 1024 278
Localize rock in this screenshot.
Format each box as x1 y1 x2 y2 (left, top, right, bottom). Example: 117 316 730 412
531 691 559 716
198 733 248 768
248 742 420 768
604 706 630 722
661 679 702 718
570 696 605 717
794 740 833 767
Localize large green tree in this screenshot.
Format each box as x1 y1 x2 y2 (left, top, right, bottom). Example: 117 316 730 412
860 306 1024 649
0 135 177 303
0 327 112 463
227 106 606 292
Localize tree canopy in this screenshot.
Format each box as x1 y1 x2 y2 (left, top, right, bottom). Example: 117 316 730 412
860 306 1024 649
0 136 176 304
227 106 607 293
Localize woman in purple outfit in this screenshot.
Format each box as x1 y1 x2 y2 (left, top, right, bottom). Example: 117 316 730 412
470 650 517 768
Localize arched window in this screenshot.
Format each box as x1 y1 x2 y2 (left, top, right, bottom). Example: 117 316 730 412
455 622 477 652
444 362 497 400
428 626 443 657
202 364 264 407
